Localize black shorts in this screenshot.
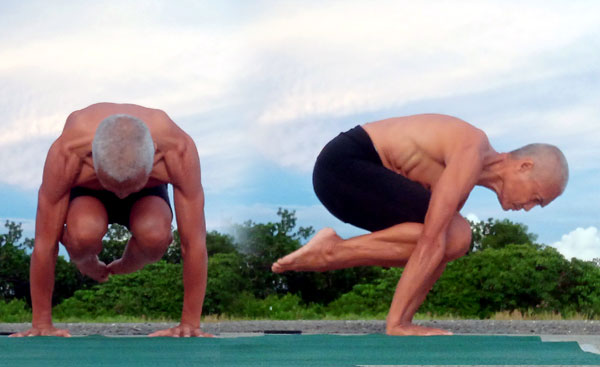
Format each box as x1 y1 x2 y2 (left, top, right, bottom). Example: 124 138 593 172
69 184 172 229
312 125 431 232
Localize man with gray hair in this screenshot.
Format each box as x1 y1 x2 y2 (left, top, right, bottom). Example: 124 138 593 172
11 103 209 338
273 114 568 336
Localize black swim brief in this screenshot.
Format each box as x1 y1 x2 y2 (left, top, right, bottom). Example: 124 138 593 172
69 184 172 229
312 125 431 232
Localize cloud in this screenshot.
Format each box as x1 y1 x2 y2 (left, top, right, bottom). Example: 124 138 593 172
245 1 600 172
0 3 248 191
551 227 600 261
465 213 481 223
249 0 598 124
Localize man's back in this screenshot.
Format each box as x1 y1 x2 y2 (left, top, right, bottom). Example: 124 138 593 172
363 114 494 192
52 102 189 191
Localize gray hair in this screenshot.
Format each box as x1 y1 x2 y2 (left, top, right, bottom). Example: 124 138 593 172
510 143 569 193
92 114 154 183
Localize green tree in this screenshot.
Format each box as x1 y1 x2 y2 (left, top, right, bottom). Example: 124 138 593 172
206 231 237 256
554 258 600 317
0 221 32 302
232 208 313 298
98 224 130 264
163 229 238 264
423 243 570 318
469 218 538 252
204 252 247 314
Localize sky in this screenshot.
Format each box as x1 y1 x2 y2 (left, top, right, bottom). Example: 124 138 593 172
0 0 598 261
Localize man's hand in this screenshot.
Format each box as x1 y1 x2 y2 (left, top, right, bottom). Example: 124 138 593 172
9 326 71 337
148 323 213 338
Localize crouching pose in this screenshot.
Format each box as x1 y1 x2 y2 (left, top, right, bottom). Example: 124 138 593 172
11 103 209 337
273 114 568 336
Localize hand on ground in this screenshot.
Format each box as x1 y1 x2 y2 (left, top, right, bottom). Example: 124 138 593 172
9 326 71 337
148 323 213 338
386 323 452 336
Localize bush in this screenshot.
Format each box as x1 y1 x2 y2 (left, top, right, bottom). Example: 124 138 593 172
325 268 401 317
204 253 247 315
0 299 31 322
422 244 573 318
558 258 600 318
54 261 183 320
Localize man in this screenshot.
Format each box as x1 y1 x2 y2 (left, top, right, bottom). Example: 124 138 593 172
10 103 210 337
272 114 568 336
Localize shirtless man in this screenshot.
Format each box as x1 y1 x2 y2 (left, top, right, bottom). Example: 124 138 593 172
10 103 210 337
272 114 568 336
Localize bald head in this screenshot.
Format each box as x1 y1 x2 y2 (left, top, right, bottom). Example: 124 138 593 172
92 114 154 192
509 143 569 195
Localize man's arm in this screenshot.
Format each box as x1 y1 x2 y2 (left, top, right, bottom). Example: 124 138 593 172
149 135 210 337
387 134 486 331
10 142 75 337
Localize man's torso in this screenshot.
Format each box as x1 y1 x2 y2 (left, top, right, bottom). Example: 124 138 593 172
362 114 495 208
52 102 190 192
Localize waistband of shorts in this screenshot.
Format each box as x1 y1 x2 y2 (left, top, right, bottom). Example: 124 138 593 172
340 125 382 164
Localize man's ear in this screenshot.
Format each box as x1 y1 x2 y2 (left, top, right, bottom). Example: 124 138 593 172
518 159 534 172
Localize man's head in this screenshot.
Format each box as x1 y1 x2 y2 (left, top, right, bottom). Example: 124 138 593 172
499 143 568 211
92 114 155 198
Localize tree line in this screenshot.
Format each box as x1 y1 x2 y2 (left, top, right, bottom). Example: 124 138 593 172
1 210 600 321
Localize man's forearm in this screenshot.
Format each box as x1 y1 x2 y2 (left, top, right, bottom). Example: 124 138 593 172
387 236 446 324
30 248 57 327
180 243 208 327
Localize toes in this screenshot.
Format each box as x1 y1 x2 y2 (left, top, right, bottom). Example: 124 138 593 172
271 263 283 273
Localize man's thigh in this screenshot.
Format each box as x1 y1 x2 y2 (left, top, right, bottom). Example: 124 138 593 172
128 195 173 240
316 159 432 232
62 196 109 246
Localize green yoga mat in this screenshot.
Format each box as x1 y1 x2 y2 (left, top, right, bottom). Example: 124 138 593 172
2 334 599 366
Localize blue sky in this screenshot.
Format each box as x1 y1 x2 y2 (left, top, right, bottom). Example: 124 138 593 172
0 0 599 260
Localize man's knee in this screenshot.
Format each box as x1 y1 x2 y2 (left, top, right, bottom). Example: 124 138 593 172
63 218 107 256
131 218 173 261
444 215 472 261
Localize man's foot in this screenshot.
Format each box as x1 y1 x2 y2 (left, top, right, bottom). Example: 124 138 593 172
272 228 342 273
386 323 453 336
74 256 109 282
107 257 143 275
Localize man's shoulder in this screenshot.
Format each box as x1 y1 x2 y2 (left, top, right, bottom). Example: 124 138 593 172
66 102 169 124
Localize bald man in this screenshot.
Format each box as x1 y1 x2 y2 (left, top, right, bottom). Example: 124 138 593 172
272 114 568 336
10 103 209 337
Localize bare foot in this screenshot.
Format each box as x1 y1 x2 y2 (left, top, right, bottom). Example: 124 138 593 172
107 257 143 275
272 228 342 273
74 256 109 282
386 323 453 336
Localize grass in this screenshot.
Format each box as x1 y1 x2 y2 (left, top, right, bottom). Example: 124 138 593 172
3 311 598 324
2 299 597 323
